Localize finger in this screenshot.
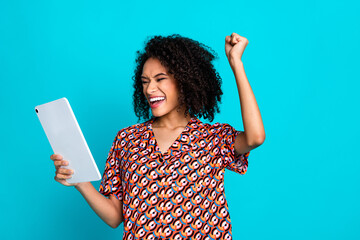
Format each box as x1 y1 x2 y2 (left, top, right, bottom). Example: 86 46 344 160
225 36 231 43
54 176 71 186
54 160 69 169
231 32 240 38
231 36 239 45
50 153 62 160
57 168 74 175
54 161 62 169
230 33 245 44
56 173 73 180
236 35 248 45
50 154 63 161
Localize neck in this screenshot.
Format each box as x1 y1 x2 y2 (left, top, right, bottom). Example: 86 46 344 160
152 111 192 129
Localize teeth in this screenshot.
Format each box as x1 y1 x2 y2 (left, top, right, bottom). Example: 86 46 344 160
150 97 165 103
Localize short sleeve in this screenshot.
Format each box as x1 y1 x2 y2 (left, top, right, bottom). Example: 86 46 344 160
99 131 123 200
219 124 249 175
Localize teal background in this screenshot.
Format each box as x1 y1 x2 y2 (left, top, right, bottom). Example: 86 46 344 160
1 0 359 239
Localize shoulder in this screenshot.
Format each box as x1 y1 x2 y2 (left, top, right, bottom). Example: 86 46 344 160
201 120 235 136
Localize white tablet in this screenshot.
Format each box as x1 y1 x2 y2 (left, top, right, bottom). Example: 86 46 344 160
35 97 101 183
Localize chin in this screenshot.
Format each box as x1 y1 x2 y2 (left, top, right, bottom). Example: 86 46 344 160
150 110 164 118
150 105 180 118
151 109 172 118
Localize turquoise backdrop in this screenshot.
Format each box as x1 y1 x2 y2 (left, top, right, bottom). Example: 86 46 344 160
1 0 359 239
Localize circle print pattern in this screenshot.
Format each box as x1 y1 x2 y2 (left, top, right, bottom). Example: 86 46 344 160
99 117 249 240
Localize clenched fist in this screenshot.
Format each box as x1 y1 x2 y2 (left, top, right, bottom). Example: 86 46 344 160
225 32 249 64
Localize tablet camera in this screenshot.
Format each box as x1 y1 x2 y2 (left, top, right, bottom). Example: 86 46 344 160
35 108 38 113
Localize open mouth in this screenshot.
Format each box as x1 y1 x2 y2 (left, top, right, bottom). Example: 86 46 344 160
149 97 165 108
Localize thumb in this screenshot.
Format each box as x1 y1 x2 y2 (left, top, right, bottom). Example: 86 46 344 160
225 37 232 55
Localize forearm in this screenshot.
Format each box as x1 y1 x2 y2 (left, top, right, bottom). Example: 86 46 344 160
230 59 265 146
75 182 123 228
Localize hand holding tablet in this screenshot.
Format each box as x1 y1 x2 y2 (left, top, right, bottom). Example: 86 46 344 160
35 97 101 184
50 153 76 186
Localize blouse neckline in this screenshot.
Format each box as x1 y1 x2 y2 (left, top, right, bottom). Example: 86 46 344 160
147 116 199 155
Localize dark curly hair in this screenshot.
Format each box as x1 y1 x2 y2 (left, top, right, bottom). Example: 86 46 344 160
132 34 223 122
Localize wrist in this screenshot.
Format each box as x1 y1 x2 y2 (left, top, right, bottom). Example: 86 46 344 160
75 181 91 192
229 57 243 69
229 59 244 72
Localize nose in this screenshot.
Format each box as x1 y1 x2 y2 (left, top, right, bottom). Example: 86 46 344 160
145 80 158 95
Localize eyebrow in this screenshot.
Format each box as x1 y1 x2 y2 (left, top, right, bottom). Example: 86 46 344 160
141 73 168 79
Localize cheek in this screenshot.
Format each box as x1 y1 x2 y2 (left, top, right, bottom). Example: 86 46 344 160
166 85 180 103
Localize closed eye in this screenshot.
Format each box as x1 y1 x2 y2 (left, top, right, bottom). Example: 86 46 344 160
141 78 165 84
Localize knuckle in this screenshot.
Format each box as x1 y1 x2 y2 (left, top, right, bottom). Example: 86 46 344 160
51 154 63 160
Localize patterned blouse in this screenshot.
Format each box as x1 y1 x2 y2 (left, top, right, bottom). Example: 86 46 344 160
99 116 250 240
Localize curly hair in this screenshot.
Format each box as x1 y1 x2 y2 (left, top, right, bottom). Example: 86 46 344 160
132 34 223 122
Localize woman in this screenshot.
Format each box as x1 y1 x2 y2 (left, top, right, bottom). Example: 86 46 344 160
50 32 265 239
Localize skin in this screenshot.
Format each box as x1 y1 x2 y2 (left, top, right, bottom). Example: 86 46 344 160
50 154 123 228
49 32 265 229
225 33 265 154
141 57 192 154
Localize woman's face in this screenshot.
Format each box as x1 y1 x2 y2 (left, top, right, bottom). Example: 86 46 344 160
141 57 182 118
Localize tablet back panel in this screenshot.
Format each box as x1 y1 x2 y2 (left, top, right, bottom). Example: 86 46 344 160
35 98 101 183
